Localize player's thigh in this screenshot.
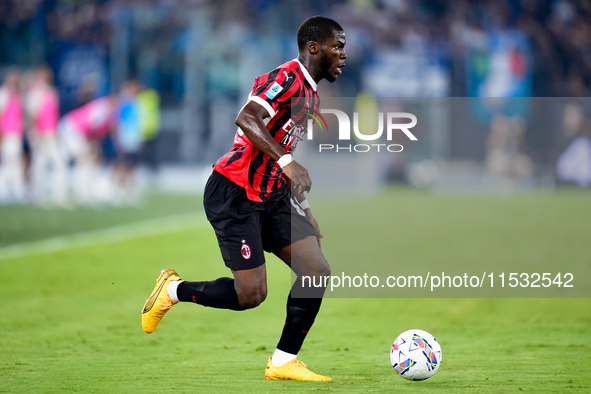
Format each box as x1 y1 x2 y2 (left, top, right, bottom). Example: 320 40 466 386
278 235 330 278
261 192 316 257
212 217 266 271
204 172 266 271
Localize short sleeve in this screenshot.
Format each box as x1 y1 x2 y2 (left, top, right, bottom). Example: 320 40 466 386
248 67 299 118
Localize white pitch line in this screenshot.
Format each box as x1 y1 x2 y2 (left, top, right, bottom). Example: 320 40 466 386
0 212 207 261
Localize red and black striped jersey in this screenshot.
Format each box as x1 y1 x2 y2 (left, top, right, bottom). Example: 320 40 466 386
213 59 319 202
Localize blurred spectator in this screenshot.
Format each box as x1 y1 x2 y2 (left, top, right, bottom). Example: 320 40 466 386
0 0 590 196
485 114 533 192
556 103 591 187
1 0 589 103
113 79 143 205
59 95 118 205
25 65 66 206
137 85 161 175
0 69 25 203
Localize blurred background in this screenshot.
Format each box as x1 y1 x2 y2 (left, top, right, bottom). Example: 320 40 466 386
0 0 590 210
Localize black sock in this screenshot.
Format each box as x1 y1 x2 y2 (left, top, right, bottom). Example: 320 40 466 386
177 278 245 311
276 277 325 355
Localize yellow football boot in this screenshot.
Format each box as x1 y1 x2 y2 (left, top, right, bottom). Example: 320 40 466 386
264 357 332 381
141 269 182 333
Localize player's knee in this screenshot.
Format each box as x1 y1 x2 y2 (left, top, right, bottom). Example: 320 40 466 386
319 261 331 278
310 260 331 279
238 287 267 309
300 261 331 290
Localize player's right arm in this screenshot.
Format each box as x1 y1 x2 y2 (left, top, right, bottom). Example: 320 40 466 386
235 101 312 193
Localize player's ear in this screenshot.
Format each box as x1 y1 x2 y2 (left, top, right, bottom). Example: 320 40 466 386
307 41 319 55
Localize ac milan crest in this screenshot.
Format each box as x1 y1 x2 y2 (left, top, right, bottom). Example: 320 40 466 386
241 242 251 259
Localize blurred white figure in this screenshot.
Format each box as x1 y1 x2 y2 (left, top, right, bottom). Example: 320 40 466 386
59 96 117 205
557 136 591 186
25 66 66 206
0 70 25 203
486 115 533 193
556 103 591 187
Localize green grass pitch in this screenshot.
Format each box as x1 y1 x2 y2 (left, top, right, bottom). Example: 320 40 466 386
1 189 590 392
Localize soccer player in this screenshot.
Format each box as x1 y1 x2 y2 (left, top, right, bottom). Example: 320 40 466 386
113 79 144 206
142 16 347 382
0 69 25 203
59 95 118 204
25 66 66 206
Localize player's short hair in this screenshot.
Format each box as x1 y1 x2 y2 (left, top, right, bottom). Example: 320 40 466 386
297 16 343 52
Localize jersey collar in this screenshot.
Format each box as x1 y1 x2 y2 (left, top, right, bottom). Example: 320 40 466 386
295 59 318 92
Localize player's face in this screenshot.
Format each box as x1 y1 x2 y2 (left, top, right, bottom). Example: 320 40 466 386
319 30 347 83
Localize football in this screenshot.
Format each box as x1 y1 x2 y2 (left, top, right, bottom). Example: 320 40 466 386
390 329 442 381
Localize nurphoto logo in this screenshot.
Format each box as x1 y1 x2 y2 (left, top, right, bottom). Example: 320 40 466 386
304 108 418 153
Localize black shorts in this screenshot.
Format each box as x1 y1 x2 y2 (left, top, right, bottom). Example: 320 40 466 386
203 171 316 271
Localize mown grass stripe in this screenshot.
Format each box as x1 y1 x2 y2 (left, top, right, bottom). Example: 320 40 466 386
0 212 207 261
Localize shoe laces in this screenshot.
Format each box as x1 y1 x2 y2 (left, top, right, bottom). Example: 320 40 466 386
294 360 307 369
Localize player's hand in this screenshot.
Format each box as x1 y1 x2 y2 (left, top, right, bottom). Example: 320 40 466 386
282 161 312 194
305 210 324 248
